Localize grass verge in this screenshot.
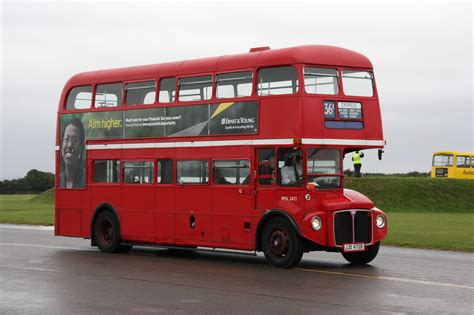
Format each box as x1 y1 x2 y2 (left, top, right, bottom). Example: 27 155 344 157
384 212 474 251
0 194 54 225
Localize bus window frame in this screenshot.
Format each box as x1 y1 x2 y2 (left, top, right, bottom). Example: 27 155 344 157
158 77 177 105
339 68 376 98
303 65 340 96
305 147 343 190
456 155 471 168
215 70 255 100
156 158 175 185
211 158 252 186
124 79 158 107
177 74 215 103
122 159 155 185
256 65 301 97
64 85 95 111
432 154 454 167
91 159 121 185
176 159 210 185
94 82 124 109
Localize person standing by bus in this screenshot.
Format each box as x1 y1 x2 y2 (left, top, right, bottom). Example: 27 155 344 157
352 150 364 177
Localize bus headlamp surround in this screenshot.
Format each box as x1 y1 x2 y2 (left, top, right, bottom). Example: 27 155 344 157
311 216 322 231
376 214 385 228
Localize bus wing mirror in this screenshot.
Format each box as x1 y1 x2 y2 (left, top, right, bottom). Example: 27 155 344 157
378 149 384 161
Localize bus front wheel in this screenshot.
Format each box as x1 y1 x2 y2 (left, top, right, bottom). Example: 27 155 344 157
94 211 121 253
262 217 303 268
341 242 380 265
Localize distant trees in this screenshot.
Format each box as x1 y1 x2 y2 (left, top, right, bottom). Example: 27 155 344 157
0 169 54 194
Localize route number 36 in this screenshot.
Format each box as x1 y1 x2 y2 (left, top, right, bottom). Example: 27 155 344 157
323 101 336 119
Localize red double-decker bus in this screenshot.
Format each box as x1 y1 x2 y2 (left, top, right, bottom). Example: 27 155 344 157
55 45 387 268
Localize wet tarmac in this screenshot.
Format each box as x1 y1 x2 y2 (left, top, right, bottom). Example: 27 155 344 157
1 224 473 314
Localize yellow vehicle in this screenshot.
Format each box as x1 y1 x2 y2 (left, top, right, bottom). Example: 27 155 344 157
431 152 474 179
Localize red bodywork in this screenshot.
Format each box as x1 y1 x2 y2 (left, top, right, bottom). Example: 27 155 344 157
55 45 388 252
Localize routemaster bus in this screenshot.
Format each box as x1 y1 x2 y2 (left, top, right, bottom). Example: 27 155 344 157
431 151 474 179
55 45 388 268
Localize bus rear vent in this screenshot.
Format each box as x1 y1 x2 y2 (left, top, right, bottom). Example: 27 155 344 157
249 46 270 53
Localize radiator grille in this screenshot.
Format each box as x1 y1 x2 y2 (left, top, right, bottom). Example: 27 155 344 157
334 210 372 246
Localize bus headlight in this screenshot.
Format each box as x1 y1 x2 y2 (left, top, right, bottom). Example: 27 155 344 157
376 214 385 228
311 216 322 231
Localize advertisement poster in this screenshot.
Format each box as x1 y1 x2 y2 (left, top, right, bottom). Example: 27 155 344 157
59 101 258 188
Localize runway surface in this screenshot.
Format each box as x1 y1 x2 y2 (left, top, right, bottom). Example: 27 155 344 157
1 224 473 314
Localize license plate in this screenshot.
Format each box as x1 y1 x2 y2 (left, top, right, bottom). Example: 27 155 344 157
343 243 365 252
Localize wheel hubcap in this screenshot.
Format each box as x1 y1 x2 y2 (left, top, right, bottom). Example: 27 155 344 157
269 228 289 256
100 219 114 246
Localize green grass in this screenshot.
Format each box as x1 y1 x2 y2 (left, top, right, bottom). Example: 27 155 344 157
384 213 474 251
345 177 474 213
1 178 473 251
0 192 54 225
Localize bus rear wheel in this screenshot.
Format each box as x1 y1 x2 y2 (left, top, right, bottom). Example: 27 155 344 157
262 217 303 268
341 242 380 265
94 211 121 253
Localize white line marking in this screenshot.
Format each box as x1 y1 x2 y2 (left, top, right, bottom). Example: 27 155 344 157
295 268 474 290
0 242 92 251
0 224 54 231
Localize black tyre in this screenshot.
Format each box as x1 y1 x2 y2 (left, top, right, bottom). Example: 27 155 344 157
341 242 380 265
94 211 121 253
118 243 133 253
262 217 303 268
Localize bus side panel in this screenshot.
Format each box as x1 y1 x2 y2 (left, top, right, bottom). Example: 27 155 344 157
211 186 254 247
174 186 213 246
121 185 155 242
259 97 301 138
56 189 83 237
155 185 175 244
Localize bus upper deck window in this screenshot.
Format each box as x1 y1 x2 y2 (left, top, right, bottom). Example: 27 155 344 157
125 81 156 106
216 71 253 99
456 156 471 168
304 67 338 95
342 70 374 97
433 154 453 166
178 75 213 102
258 66 298 96
159 77 176 103
66 86 92 110
95 83 123 108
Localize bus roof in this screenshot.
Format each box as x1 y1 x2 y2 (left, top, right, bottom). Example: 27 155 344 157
433 152 474 156
64 45 373 87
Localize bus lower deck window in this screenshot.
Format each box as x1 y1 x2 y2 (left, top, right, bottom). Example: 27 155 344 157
213 160 250 185
93 160 120 183
177 160 209 184
157 159 173 184
123 161 154 184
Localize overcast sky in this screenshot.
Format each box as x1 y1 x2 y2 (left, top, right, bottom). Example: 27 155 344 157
1 0 472 179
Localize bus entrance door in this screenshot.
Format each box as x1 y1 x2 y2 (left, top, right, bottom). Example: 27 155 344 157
255 148 277 211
